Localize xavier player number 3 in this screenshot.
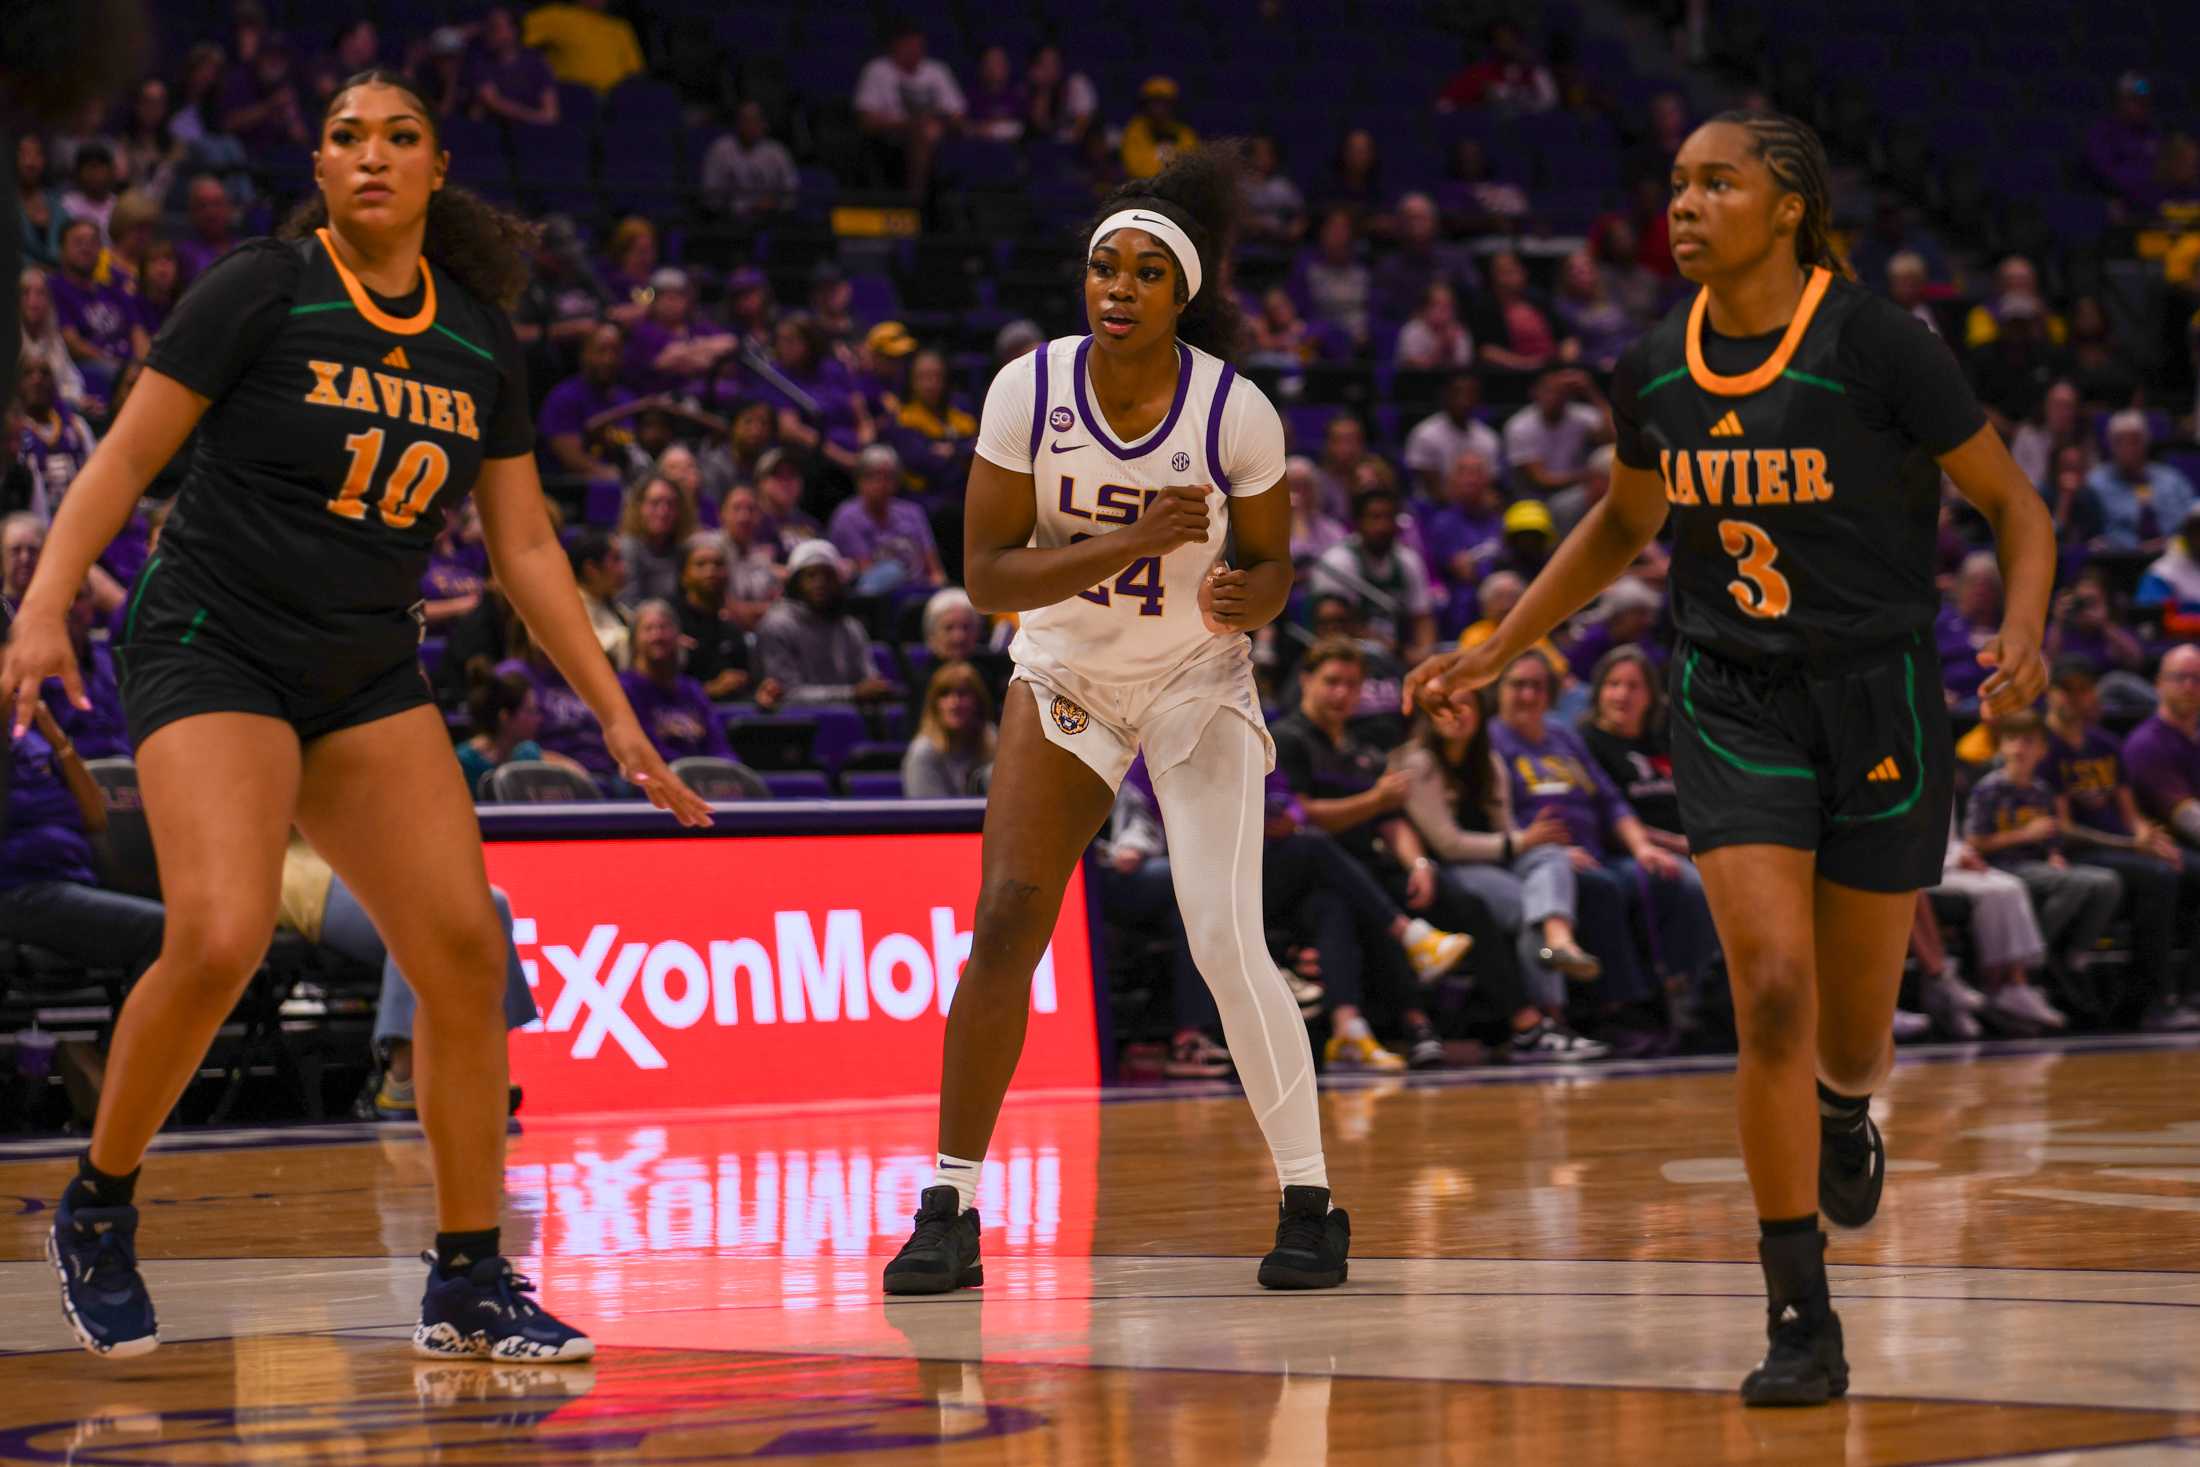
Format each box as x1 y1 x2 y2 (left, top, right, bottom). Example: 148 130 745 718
1405 110 2055 1407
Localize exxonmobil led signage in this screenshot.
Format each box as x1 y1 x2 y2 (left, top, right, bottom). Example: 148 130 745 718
485 834 1100 1115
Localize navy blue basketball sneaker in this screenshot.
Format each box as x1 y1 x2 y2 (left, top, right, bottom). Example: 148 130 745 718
48 1198 158 1357
413 1255 595 1362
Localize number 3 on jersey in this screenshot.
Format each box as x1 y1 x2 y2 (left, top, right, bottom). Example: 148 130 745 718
1068 533 1165 615
1718 519 1791 619
327 428 451 530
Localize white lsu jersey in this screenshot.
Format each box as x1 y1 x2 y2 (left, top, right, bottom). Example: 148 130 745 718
973 335 1288 686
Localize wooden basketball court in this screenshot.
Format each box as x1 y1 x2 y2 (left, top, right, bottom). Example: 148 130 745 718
3 1038 2197 1464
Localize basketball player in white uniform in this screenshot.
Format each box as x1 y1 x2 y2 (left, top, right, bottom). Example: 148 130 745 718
885 146 1356 1295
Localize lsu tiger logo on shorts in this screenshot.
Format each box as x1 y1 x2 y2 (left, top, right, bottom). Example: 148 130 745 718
1050 695 1090 735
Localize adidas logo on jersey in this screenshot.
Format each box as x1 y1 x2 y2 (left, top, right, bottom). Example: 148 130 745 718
1708 410 1744 437
382 347 411 370
1866 757 1901 783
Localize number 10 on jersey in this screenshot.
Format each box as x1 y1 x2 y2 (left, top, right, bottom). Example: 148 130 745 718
1068 532 1165 615
327 428 452 530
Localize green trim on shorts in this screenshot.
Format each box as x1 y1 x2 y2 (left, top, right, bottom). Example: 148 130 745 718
123 554 162 643
1678 648 1814 779
178 608 208 646
1638 366 1690 398
1831 652 1926 823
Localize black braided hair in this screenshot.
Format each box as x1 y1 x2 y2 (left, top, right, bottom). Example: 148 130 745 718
1085 141 1249 361
1705 109 1854 281
279 69 539 309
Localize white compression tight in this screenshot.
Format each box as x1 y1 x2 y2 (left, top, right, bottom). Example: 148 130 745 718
1149 712 1328 1192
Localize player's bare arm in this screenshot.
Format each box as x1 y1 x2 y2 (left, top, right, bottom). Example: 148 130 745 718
1201 475 1292 633
476 452 711 827
1 369 208 731
1941 424 2055 719
1403 458 1669 713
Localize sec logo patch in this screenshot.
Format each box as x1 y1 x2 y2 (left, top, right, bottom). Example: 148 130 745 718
1050 695 1090 735
1172 451 1191 472
1049 406 1073 432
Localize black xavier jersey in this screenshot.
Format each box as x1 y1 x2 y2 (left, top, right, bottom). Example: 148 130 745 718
144 229 530 665
1610 268 1985 663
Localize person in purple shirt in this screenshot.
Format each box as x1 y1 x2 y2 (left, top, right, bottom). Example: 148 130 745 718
2120 648 2200 1025
0 701 165 980
1489 648 1714 1020
619 600 733 765
175 175 241 285
623 268 738 399
1562 576 1664 683
1418 446 1506 632
14 357 99 519
57 583 128 760
1934 551 2002 719
466 8 558 128
827 444 946 595
2044 656 2199 1029
754 313 858 465
217 33 310 152
48 220 145 399
2085 73 2162 214
494 641 617 788
420 500 488 631
538 322 639 487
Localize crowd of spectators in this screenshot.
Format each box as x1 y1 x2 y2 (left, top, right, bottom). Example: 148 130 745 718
4 3 2199 1091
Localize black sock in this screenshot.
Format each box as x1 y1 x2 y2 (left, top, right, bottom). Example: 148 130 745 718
65 1152 140 1211
1816 1079 1869 1128
1758 1214 1829 1317
435 1228 500 1278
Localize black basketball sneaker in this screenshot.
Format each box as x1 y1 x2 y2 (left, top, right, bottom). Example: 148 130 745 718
1741 1229 1848 1407
1257 1185 1350 1289
1818 1108 1885 1229
883 1186 983 1296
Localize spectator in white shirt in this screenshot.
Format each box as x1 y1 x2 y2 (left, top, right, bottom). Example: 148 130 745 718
853 22 965 195
1310 487 1438 663
1502 368 1611 499
1404 373 1500 498
1394 280 1474 370
1886 250 1939 337
702 101 800 219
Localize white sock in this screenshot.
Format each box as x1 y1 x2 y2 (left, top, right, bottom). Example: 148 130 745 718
1403 917 1434 945
1336 1013 1374 1042
932 1153 980 1214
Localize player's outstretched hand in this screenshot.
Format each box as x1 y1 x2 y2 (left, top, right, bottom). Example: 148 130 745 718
1401 639 1505 717
1 605 88 738
606 722 715 828
1976 626 2048 719
1199 564 1250 632
1131 484 1211 557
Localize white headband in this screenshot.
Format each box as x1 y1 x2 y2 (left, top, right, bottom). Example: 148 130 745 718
1090 208 1201 302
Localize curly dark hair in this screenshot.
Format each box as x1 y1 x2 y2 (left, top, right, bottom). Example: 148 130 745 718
278 69 539 310
1085 140 1249 361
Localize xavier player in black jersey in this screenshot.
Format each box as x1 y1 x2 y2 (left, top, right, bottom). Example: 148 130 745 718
1406 112 2053 1404
1 72 710 1363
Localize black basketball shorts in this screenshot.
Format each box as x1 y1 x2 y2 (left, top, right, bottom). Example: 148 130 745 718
1666 633 1955 893
116 554 433 750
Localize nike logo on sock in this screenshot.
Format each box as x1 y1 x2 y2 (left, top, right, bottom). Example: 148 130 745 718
939 1162 972 1170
